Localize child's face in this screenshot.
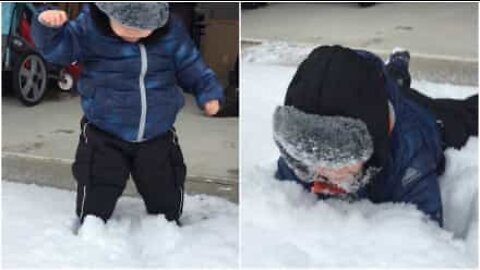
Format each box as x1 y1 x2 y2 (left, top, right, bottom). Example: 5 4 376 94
314 162 364 182
312 162 365 192
109 19 153 43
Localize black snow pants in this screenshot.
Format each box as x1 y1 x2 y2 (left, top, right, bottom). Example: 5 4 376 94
386 61 478 150
72 117 186 223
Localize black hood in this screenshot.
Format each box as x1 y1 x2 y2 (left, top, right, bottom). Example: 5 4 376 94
284 45 390 170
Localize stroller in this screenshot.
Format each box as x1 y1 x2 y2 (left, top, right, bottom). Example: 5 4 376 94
2 3 80 106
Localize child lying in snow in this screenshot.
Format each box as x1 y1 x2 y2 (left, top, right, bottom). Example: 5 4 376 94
274 46 478 226
32 3 224 225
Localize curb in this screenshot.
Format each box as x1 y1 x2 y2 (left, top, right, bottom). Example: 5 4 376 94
241 39 478 86
2 152 238 203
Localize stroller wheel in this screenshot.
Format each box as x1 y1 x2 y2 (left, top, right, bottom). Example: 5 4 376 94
58 70 74 91
13 52 48 106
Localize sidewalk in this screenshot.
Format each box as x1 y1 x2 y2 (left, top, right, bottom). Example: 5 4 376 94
2 91 238 202
242 3 478 85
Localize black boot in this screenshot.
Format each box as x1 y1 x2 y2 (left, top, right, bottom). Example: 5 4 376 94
386 48 411 90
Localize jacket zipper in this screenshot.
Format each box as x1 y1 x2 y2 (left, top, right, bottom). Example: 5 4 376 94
137 43 148 142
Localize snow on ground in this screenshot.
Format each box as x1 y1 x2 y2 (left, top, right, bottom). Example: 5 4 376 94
2 181 238 268
242 41 313 66
240 51 478 267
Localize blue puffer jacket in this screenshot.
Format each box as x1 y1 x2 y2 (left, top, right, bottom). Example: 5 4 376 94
276 50 444 226
31 5 224 142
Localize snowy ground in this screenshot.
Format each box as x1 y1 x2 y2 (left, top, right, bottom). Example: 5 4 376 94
240 46 478 267
2 182 238 268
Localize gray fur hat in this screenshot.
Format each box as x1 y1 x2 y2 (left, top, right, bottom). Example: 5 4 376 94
95 2 170 30
273 105 374 182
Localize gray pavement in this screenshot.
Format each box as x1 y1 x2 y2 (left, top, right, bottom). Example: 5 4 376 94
2 91 238 202
242 3 478 85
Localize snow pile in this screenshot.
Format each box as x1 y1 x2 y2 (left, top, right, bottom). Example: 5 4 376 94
241 61 478 267
242 41 313 66
440 141 479 260
2 182 238 268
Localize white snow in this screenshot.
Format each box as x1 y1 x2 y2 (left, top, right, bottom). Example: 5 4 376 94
240 51 478 267
2 181 238 268
242 41 313 66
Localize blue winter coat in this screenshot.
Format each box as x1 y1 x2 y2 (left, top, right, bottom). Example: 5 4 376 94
276 50 444 226
31 5 224 142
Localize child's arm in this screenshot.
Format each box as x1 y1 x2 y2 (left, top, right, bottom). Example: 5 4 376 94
31 6 86 65
172 17 224 116
390 129 444 226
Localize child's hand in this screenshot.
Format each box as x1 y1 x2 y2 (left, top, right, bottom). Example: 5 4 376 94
204 100 220 116
38 10 68 27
